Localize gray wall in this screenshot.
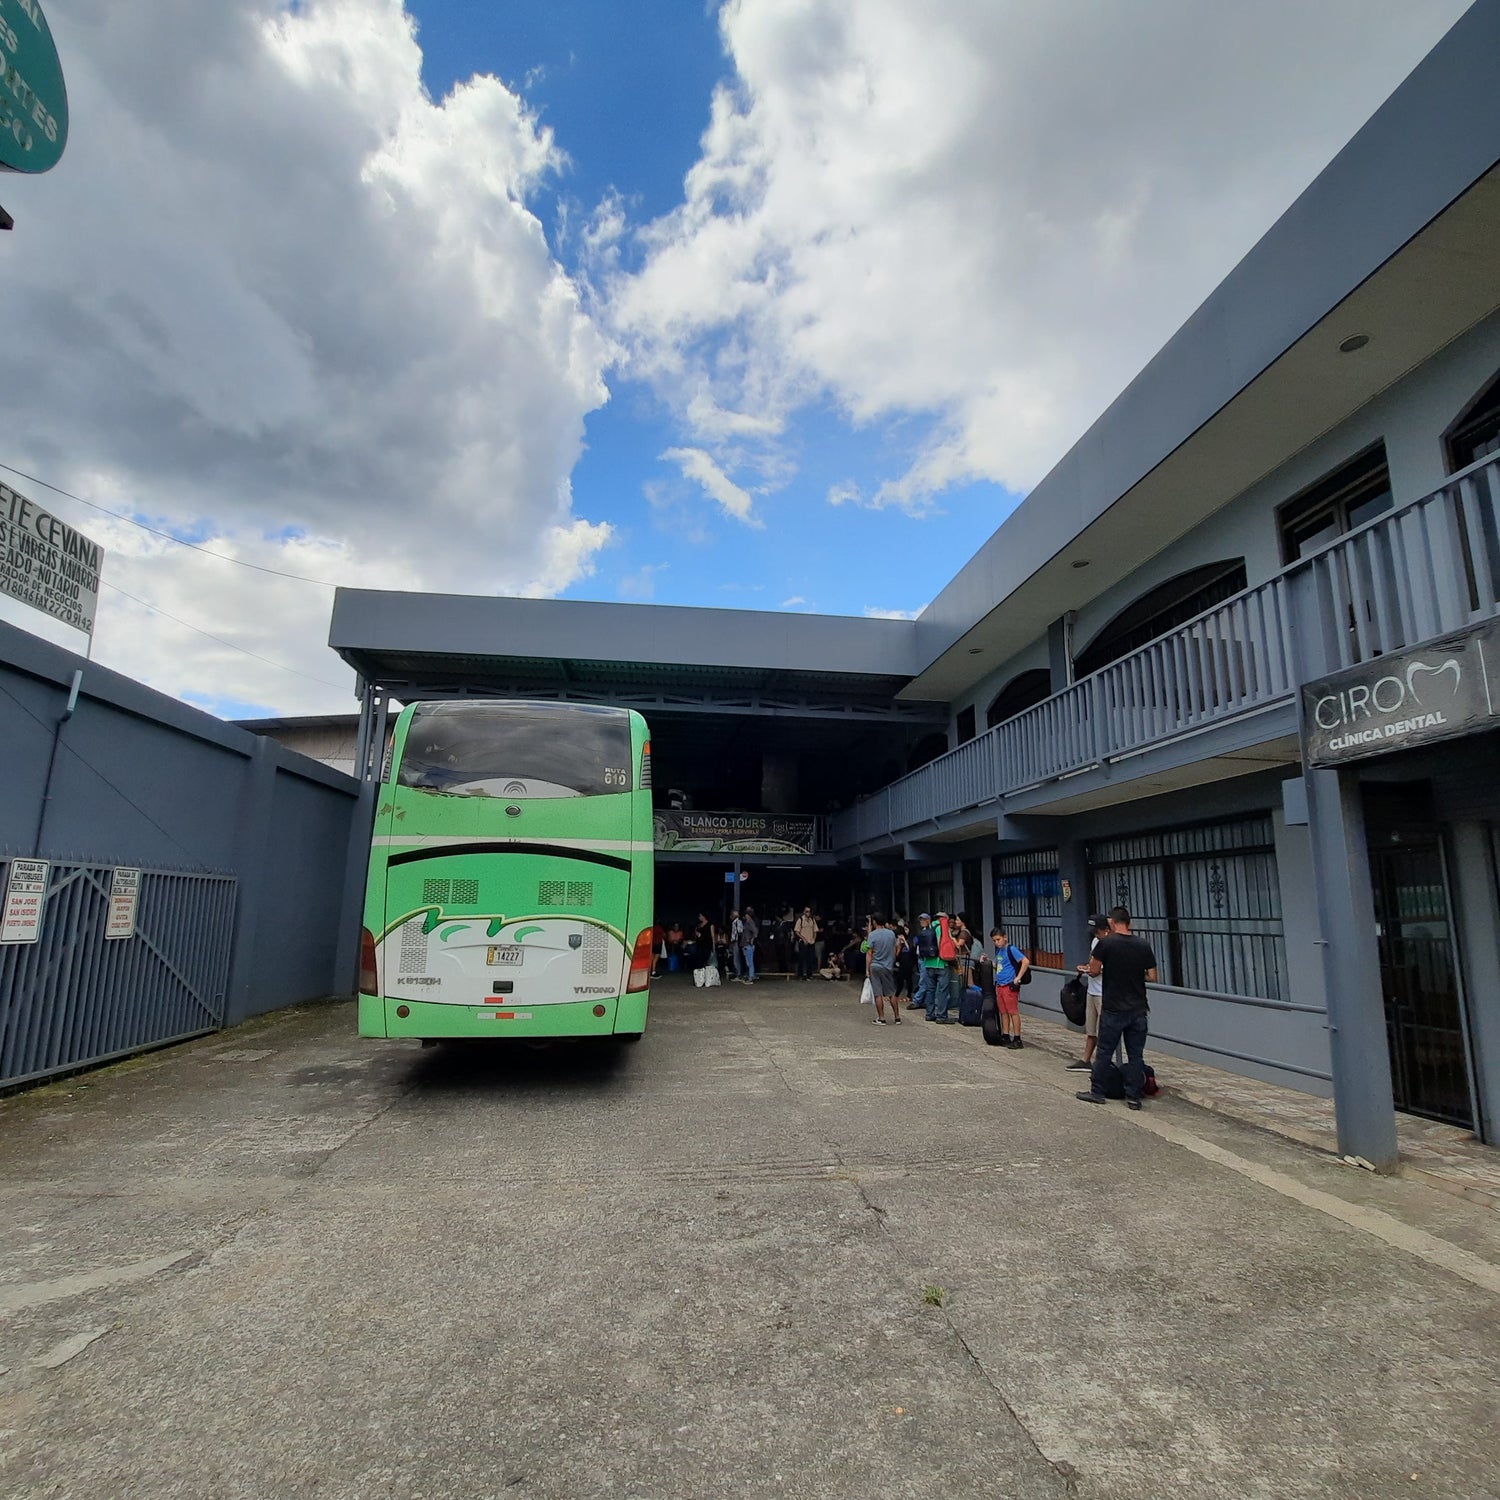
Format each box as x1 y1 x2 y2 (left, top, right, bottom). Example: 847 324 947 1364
0 620 359 1024
991 769 1337 1095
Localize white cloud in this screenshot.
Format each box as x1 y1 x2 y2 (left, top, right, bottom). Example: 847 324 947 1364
863 605 924 621
779 595 807 608
0 0 616 713
618 561 668 600
661 446 763 526
606 0 1472 512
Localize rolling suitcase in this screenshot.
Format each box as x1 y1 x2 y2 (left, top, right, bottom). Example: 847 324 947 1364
959 984 984 1027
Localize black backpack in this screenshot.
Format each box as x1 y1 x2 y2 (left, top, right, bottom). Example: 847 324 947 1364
1059 975 1087 1026
1005 944 1033 985
1100 1062 1160 1099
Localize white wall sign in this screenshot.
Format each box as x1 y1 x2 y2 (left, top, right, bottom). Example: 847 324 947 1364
104 867 141 940
0 480 103 637
1 859 49 944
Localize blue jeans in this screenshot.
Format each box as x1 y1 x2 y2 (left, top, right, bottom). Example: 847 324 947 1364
912 966 931 1012
1091 1009 1149 1100
924 965 954 1019
735 944 756 981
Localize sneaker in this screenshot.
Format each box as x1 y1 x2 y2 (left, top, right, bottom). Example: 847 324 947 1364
1065 1060 1091 1071
929 1015 950 1024
1075 1090 1106 1104
1011 1038 1023 1050
892 1016 902 1024
873 1017 886 1025
1126 1098 1142 1111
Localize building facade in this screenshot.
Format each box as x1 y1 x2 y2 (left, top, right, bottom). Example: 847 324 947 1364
329 1 1500 1165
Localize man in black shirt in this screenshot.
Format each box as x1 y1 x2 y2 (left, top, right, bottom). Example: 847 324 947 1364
1076 906 1157 1110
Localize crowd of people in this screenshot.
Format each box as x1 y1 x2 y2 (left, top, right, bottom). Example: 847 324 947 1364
653 902 1160 1109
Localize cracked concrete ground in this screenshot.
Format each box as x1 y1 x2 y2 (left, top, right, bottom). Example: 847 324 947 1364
2 979 1499 1499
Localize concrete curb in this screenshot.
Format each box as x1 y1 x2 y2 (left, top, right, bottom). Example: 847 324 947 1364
1008 1005 1500 1215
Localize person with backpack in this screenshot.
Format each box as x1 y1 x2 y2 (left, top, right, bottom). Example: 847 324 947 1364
990 926 1031 1048
928 911 962 1023
1076 905 1158 1110
911 913 942 1015
794 905 820 979
733 906 759 983
1066 914 1110 1072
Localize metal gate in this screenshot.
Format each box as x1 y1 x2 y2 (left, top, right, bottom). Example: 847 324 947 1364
0 860 236 1090
1370 838 1475 1129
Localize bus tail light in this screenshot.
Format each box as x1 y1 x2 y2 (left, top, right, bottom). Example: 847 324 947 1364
640 740 652 789
627 928 654 992
358 927 379 995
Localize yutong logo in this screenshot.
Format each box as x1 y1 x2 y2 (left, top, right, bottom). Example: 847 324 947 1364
1313 658 1461 752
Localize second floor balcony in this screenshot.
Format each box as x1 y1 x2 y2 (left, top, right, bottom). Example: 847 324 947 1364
836 451 1500 851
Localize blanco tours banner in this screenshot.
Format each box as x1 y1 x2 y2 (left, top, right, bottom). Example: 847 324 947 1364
0 480 103 638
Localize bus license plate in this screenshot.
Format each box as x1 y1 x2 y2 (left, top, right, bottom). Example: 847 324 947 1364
487 945 524 966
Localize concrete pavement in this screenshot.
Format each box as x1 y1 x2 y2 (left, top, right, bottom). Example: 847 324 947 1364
2 977 1498 1499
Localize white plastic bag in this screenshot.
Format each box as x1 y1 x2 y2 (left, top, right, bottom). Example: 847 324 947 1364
859 977 874 1005
703 966 721 988
693 966 706 988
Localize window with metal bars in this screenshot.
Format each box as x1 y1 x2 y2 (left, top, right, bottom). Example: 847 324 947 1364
994 849 1064 970
1087 815 1287 1001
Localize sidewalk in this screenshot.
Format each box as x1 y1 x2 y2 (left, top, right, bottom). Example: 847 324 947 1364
1012 1006 1500 1212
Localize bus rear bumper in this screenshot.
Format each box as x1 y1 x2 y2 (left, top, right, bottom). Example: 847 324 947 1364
359 993 650 1041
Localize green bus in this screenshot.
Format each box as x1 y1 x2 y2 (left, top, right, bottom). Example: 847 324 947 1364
358 699 655 1044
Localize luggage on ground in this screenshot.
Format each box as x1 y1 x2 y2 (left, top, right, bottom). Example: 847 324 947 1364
1100 1061 1159 1098
980 988 1004 1046
959 984 984 1027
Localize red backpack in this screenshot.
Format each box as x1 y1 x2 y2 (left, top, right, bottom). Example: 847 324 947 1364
936 917 958 961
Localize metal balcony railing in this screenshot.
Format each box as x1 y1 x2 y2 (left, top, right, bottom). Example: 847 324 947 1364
837 452 1500 848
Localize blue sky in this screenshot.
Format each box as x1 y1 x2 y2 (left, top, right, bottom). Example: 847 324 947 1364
405 0 1015 621
0 0 1472 715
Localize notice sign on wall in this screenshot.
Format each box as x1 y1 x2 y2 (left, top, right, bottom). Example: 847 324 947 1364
1 858 49 944
104 867 141 940
0 480 103 637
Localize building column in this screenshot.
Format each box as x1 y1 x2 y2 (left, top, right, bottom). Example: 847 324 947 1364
1303 764 1399 1170
1055 838 1092 968
1447 821 1499 1145
979 856 995 943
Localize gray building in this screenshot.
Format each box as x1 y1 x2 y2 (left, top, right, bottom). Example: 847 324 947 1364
330 1 1500 1166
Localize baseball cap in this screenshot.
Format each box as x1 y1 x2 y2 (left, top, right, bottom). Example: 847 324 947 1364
1088 913 1109 931
918 912 931 920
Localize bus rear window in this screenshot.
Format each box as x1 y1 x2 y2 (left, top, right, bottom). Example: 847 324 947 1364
397 702 634 799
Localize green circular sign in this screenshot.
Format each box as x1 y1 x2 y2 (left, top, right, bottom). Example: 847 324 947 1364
0 0 68 174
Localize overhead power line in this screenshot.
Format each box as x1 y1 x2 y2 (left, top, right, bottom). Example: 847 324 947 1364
99 581 350 691
0 460 341 588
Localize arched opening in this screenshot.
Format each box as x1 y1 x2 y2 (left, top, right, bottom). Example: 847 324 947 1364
1444 366 1500 472
985 668 1052 728
906 732 949 774
1073 559 1247 679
